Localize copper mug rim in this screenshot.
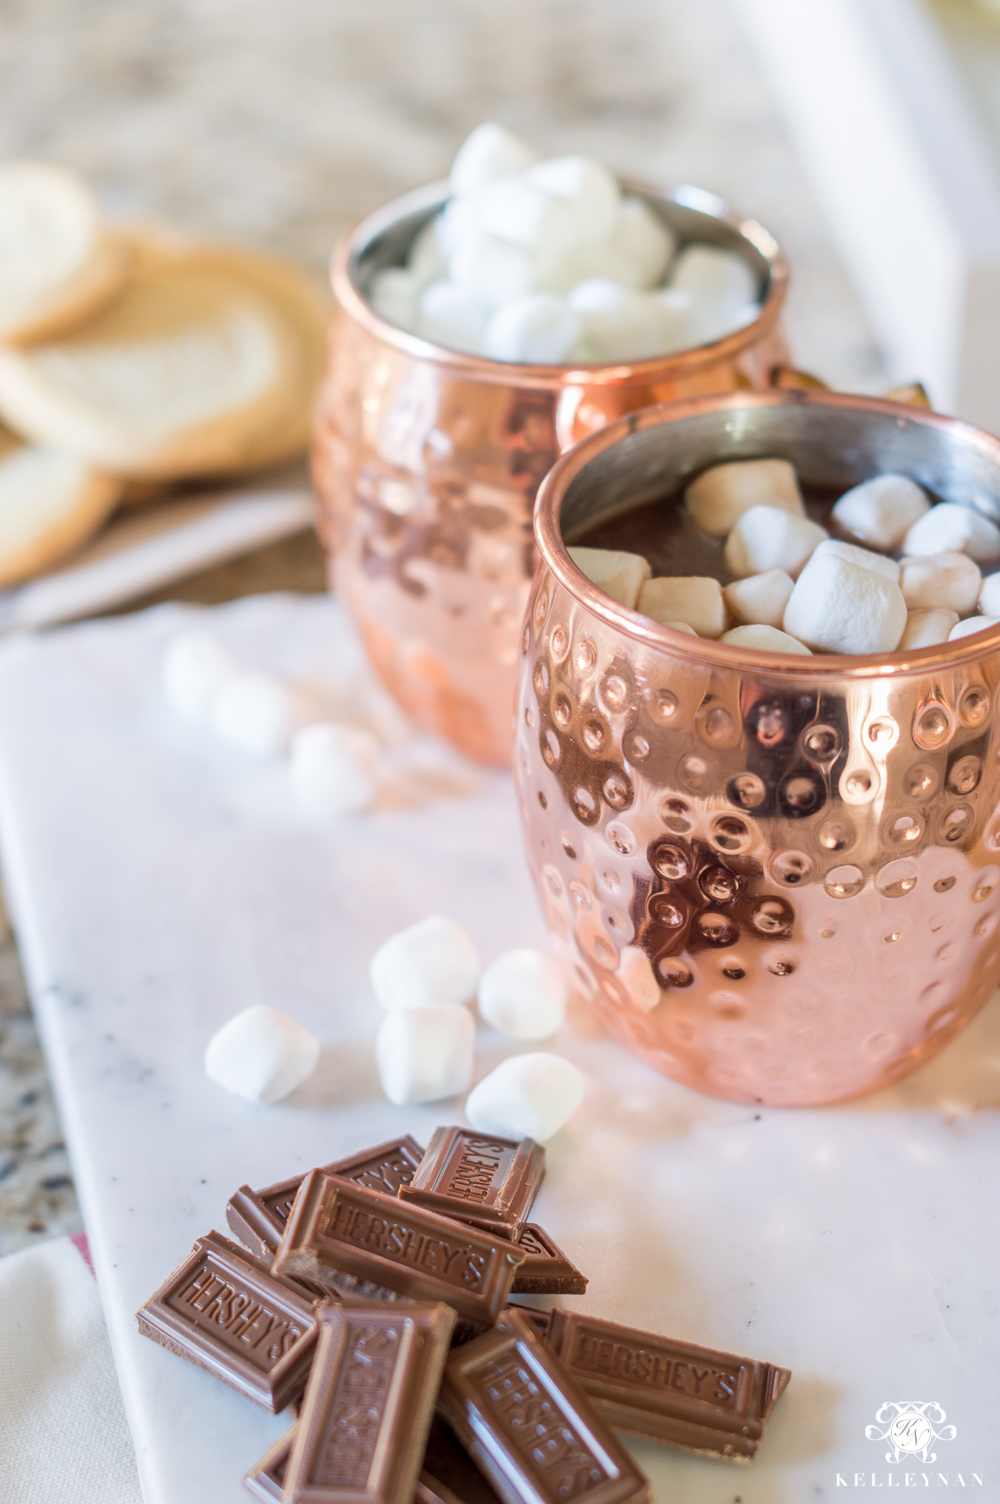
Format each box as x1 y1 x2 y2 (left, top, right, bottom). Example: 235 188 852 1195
533 386 1000 681
329 177 789 392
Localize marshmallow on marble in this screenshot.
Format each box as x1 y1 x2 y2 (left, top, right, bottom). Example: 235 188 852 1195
449 123 540 196
721 623 812 655
465 1052 585 1142
211 672 307 756
979 571 1000 617
290 722 379 817
637 575 726 637
899 608 960 649
898 552 982 615
949 615 1000 641
204 1005 319 1105
783 552 907 654
567 279 675 361
831 473 930 551
811 537 900 582
477 949 567 1039
370 914 480 1011
722 569 793 628
724 505 828 580
418 280 489 354
483 293 581 362
162 630 237 723
902 502 1000 562
376 1004 474 1106
685 459 804 539
567 545 650 608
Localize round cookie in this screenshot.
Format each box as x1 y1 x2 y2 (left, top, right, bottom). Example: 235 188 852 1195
0 162 132 344
0 232 331 479
0 428 121 586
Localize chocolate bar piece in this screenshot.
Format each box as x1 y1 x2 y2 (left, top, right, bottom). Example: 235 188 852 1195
399 1128 543 1240
136 1230 318 1412
438 1307 651 1504
418 1415 505 1504
546 1310 791 1462
273 1171 526 1326
228 1136 425 1260
282 1301 456 1504
243 1426 295 1502
512 1223 588 1295
504 1302 552 1340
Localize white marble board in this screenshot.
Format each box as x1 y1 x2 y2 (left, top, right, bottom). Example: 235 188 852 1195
0 593 996 1503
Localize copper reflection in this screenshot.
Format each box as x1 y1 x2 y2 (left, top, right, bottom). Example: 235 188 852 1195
519 389 1000 1106
313 180 789 766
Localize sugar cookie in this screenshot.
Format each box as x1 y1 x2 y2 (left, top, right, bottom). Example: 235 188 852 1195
0 427 121 586
0 162 132 344
0 232 330 479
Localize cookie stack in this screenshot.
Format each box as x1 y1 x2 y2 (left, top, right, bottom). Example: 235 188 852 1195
0 162 331 587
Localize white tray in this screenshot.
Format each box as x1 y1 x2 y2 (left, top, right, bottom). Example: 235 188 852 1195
0 593 995 1501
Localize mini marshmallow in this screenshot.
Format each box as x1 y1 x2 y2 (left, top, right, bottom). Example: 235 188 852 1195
664 620 698 635
477 949 567 1039
783 553 907 654
483 293 581 363
465 1052 585 1142
685 459 804 539
721 623 812 655
418 280 489 354
450 232 539 309
210 672 305 756
204 1005 319 1105
668 245 757 338
979 570 1000 616
289 722 379 817
722 569 794 628
406 220 449 289
602 194 675 288
567 278 675 361
525 156 620 246
898 552 982 615
902 502 1000 562
650 287 703 353
481 176 580 259
831 473 930 551
376 1004 474 1106
899 608 960 649
724 505 828 580
449 123 540 196
949 615 1000 641
162 630 237 723
370 914 480 1011
368 267 420 331
567 546 651 608
812 538 900 582
637 575 726 637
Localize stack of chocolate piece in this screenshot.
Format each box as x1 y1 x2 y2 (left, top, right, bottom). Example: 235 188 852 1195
137 1128 791 1502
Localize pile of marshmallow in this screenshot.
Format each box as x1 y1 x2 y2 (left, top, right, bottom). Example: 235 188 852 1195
162 628 392 815
368 123 760 365
571 458 1000 655
203 915 585 1144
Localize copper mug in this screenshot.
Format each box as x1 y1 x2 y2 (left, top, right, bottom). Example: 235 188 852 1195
518 388 1000 1107
313 181 789 766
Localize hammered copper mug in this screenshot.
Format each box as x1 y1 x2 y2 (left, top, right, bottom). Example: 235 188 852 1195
518 388 1000 1107
313 181 789 766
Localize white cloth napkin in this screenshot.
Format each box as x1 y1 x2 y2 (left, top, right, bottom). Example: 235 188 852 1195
0 1234 142 1503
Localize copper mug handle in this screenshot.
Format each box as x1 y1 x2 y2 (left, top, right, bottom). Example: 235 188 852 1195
773 364 931 408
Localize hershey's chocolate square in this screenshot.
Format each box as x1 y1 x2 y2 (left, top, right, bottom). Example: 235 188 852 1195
399 1128 543 1240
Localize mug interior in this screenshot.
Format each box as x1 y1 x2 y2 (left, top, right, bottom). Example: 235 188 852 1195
558 395 1000 545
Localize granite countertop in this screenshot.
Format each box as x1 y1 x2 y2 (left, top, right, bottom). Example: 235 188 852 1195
0 0 885 1254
